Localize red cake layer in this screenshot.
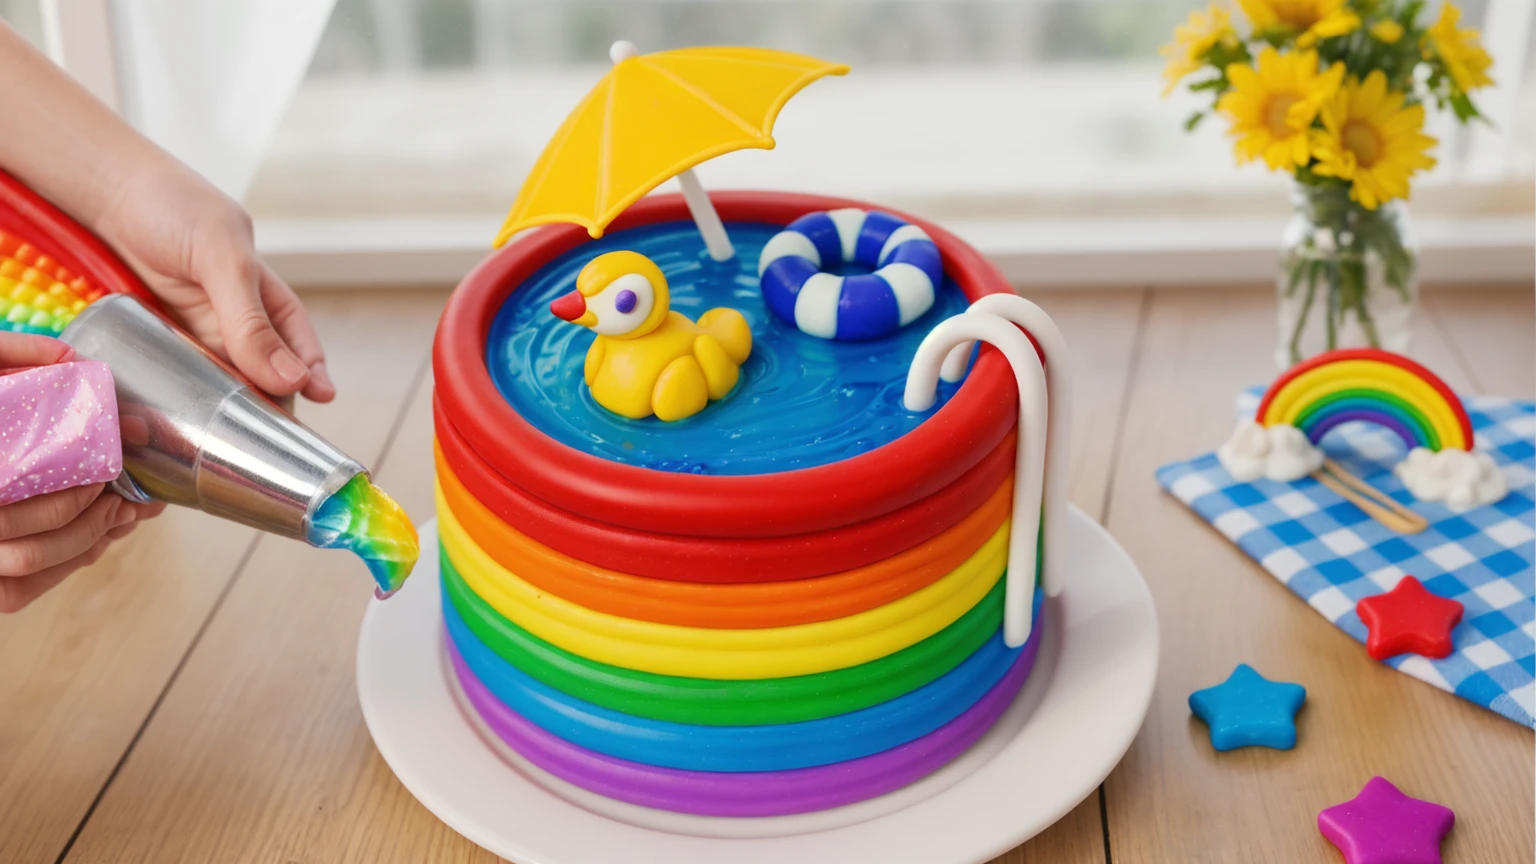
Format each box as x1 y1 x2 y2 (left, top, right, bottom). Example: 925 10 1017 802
432 192 1019 542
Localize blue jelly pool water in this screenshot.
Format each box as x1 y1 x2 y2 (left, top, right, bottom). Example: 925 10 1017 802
485 221 972 476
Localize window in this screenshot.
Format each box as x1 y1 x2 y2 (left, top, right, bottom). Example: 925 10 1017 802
29 1 1536 285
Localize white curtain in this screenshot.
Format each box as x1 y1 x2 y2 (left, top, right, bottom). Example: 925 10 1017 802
110 0 338 201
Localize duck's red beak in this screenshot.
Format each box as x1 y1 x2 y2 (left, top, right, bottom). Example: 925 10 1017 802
550 289 587 322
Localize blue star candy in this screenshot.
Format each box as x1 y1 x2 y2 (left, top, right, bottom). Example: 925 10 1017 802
1188 663 1306 751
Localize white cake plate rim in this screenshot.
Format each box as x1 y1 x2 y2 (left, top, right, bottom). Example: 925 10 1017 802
357 507 1158 864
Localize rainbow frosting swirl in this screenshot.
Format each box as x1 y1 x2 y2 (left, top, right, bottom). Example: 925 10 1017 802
309 473 420 598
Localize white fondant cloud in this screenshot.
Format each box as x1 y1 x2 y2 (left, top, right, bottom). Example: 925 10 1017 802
1395 447 1508 511
1217 420 1325 483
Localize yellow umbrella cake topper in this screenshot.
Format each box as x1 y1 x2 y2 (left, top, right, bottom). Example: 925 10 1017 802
493 41 849 260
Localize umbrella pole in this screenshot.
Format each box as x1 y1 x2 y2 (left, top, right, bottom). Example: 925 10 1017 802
677 169 736 262
609 40 735 262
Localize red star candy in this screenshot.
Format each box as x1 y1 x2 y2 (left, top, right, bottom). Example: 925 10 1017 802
1356 576 1463 661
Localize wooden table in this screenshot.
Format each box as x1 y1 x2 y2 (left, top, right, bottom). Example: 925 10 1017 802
2 286 1531 863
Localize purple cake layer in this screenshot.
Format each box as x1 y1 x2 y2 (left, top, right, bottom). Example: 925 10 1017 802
446 614 1042 817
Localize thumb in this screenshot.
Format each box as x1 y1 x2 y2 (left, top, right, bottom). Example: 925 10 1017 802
0 332 73 370
203 246 311 396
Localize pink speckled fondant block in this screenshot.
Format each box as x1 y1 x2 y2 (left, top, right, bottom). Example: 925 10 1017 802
0 361 123 505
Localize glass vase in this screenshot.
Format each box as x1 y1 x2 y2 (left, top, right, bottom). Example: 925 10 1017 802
1275 183 1419 368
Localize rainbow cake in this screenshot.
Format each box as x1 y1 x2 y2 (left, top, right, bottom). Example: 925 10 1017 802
430 46 1071 818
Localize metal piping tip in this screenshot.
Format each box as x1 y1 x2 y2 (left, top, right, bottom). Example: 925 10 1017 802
62 294 366 542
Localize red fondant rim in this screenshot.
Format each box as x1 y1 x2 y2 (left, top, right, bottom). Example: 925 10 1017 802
433 191 1017 538
0 169 161 309
434 397 1017 583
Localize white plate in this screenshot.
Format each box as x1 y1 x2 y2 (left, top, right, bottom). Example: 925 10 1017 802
358 507 1158 864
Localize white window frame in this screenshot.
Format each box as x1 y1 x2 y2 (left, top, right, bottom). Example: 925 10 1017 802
250 210 1534 289
38 0 1536 290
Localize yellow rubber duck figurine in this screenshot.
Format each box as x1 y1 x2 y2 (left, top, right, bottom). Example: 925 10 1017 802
550 251 753 421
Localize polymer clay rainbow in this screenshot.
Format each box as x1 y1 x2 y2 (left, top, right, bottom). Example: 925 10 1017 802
1254 348 1473 452
1224 347 1505 513
0 229 104 335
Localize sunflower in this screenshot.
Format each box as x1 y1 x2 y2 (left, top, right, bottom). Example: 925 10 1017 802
1237 0 1360 47
1425 3 1494 92
1310 71 1438 209
1161 4 1240 95
1218 49 1345 170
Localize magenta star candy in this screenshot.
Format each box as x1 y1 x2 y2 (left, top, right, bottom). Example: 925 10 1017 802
0 361 123 505
1318 776 1454 864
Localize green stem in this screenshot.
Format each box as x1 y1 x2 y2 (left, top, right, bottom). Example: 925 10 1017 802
1284 249 1308 298
1325 259 1340 351
1342 228 1379 348
1290 260 1320 364
1357 294 1381 347
1284 183 1416 360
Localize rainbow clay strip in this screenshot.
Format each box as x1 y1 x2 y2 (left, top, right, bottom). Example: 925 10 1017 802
308 473 420 598
1257 353 1471 450
437 487 1007 679
445 581 1033 772
1293 389 1438 450
446 611 1042 818
0 230 103 335
442 550 1004 726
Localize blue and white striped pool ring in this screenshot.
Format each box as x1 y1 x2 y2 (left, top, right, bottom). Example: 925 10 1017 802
758 209 944 342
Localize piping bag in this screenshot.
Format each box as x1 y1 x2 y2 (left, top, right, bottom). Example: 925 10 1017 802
59 294 418 598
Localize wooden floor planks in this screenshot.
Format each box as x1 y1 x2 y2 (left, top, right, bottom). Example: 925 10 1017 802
48 290 453 864
0 290 448 864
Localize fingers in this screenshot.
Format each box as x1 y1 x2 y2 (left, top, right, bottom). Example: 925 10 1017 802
0 536 111 614
260 265 334 403
107 521 139 540
0 483 104 540
106 499 165 539
0 331 73 369
203 239 313 398
0 492 131 577
0 487 160 611
0 484 167 612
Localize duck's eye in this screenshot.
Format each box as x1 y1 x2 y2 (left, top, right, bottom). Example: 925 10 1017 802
589 273 654 336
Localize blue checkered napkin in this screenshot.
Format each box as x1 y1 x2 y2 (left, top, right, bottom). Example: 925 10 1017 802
1157 389 1536 727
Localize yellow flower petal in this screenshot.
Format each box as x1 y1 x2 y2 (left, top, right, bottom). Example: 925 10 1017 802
1427 4 1495 92
1161 4 1238 96
1370 20 1403 43
1352 69 1387 117
1236 0 1278 30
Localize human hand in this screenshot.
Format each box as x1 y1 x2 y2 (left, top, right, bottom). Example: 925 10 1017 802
0 25 331 403
0 333 166 613
92 158 335 403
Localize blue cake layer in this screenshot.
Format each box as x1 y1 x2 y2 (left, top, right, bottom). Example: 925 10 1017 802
485 221 971 476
